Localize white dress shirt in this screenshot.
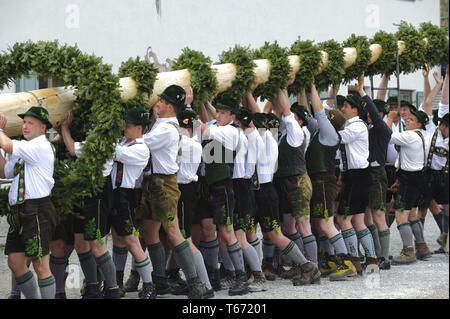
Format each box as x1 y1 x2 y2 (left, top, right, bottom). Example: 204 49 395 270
177 135 202 184
279 113 304 148
6 135 54 206
244 128 265 179
302 126 311 153
143 117 180 175
74 141 114 177
338 116 369 171
257 130 279 184
390 130 425 172
438 102 449 119
111 137 149 189
232 129 247 179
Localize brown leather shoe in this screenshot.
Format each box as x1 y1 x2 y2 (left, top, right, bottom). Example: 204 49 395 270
415 241 432 260
392 246 416 265
350 256 363 276
262 259 277 281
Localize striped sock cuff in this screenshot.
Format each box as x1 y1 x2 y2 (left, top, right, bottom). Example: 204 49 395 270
281 241 295 256
148 242 163 252
227 241 242 254
378 229 390 238
175 240 190 253
342 228 356 239
249 239 260 247
287 232 302 241
397 222 411 230
38 275 56 288
357 228 371 240
199 239 219 249
77 251 94 262
263 238 274 246
16 271 34 285
135 256 151 268
302 234 316 244
50 255 68 265
319 236 329 242
95 251 112 265
410 219 421 226
329 233 343 244
113 245 128 255
368 224 378 233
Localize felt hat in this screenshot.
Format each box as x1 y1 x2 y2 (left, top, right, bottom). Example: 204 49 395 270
345 95 365 114
400 100 416 112
18 106 52 129
373 99 388 114
177 109 198 128
336 95 346 107
214 95 239 113
234 107 253 127
410 110 429 130
125 107 152 126
158 85 186 108
386 96 398 106
291 103 311 125
252 113 269 129
265 113 281 129
325 109 346 131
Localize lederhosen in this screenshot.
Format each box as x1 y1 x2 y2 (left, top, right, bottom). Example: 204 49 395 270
394 131 428 211
337 120 372 217
420 128 449 207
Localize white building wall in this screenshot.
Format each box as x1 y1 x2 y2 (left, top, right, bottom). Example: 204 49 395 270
0 0 442 101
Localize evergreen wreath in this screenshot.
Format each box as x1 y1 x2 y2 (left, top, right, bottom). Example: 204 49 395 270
366 31 398 77
0 40 124 219
216 45 256 104
395 21 426 74
342 34 371 84
288 38 322 95
418 22 449 67
252 41 292 101
315 40 346 92
171 48 218 113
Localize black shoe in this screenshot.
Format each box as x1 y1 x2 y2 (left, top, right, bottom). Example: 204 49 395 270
378 257 391 270
434 247 446 254
8 294 21 299
140 282 157 299
116 270 126 297
228 271 249 296
82 283 103 299
103 286 121 299
151 271 171 295
55 292 67 299
167 269 189 295
207 267 222 291
124 270 140 292
187 276 206 299
202 287 215 299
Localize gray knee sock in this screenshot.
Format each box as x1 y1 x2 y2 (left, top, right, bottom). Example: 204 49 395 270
135 256 153 283
319 236 335 255
194 251 212 290
174 240 198 280
286 232 304 254
38 275 56 299
262 238 275 260
16 271 39 299
281 241 308 265
410 219 425 243
227 241 245 272
368 224 382 258
302 235 318 263
50 255 68 294
78 251 98 284
378 229 391 260
329 233 348 255
166 252 179 272
219 249 235 271
148 242 166 277
10 271 21 297
342 228 358 257
95 252 117 289
397 222 414 247
249 238 262 263
433 211 444 233
199 239 219 270
443 214 449 233
112 246 128 272
243 245 262 272
357 228 377 258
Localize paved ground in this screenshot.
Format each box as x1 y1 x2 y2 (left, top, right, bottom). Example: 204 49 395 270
0 214 448 300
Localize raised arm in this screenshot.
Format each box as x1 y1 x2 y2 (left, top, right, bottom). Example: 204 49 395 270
376 74 389 101
441 65 449 106
422 65 431 102
60 111 76 157
422 72 443 116
245 91 261 114
0 113 13 154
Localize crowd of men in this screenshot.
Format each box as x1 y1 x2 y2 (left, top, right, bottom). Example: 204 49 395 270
0 65 448 299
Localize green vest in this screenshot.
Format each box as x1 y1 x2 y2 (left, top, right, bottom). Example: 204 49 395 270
204 139 235 185
275 132 306 178
305 133 339 175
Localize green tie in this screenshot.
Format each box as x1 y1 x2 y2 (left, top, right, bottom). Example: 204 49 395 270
14 160 25 205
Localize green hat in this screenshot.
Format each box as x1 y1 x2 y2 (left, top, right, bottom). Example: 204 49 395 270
18 106 52 129
125 107 151 126
291 103 310 126
410 110 429 130
345 95 365 114
325 109 347 131
177 109 198 128
265 113 281 129
441 113 449 126
434 110 449 127
386 96 398 105
432 109 439 126
336 95 346 107
234 107 253 127
400 100 416 112
158 85 186 109
373 99 388 114
252 113 269 129
214 95 239 113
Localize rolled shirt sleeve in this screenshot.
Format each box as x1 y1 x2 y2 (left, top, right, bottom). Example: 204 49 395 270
282 113 304 148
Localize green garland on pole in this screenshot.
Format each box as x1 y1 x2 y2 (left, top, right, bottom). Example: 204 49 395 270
0 40 124 219
366 31 398 77
395 21 426 74
252 41 291 101
315 40 346 92
216 45 256 104
418 22 449 67
288 38 322 95
172 48 218 113
342 34 371 84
